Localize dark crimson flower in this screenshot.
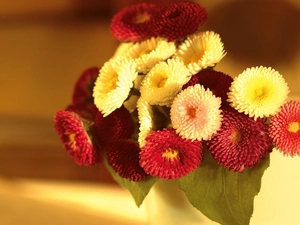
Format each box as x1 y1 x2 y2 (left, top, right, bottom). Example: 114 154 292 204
54 110 103 166
183 70 233 109
106 139 148 181
156 1 207 41
139 128 203 179
94 106 134 144
207 110 272 172
269 100 300 156
110 3 160 42
71 67 100 119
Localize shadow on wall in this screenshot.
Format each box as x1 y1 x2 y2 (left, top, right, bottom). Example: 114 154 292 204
203 0 300 66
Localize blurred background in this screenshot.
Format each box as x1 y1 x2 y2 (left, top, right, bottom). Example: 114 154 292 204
0 0 300 224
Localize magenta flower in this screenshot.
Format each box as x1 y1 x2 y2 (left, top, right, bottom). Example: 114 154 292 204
110 3 160 42
106 139 148 181
156 1 207 41
71 67 100 119
269 100 300 156
207 110 272 172
183 70 233 109
139 128 203 179
54 110 103 166
93 106 134 144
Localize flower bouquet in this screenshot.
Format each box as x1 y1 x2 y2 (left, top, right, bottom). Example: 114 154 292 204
54 1 300 225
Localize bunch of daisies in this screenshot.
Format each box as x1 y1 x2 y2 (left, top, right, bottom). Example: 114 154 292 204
54 1 300 182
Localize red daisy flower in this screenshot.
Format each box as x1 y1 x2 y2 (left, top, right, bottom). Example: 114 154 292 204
207 110 272 172
94 106 134 144
139 128 203 179
54 110 103 166
106 139 148 181
71 67 100 119
183 70 233 109
110 3 160 42
156 1 207 41
269 100 300 156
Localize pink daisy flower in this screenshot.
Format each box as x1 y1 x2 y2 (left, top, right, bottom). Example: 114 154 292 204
183 70 233 109
156 1 207 41
93 106 134 144
269 100 300 156
139 128 203 179
110 3 160 42
106 139 148 181
207 110 272 172
54 110 103 166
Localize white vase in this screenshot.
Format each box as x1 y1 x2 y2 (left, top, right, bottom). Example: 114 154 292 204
144 179 219 225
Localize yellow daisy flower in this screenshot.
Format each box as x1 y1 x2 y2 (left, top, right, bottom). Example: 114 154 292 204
126 37 176 73
93 56 137 117
174 30 226 75
228 66 290 120
139 59 190 107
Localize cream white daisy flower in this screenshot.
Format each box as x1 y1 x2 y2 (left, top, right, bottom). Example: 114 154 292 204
112 42 134 58
227 66 290 120
126 37 176 73
139 58 191 107
93 56 137 116
174 30 226 75
137 97 154 147
170 84 222 141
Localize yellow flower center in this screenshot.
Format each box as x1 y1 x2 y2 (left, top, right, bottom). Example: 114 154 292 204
158 78 167 88
162 148 179 161
134 13 150 24
66 133 76 150
107 74 118 92
190 50 204 63
229 130 242 143
288 121 300 133
139 49 152 58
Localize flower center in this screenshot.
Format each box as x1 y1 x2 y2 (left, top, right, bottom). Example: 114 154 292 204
162 148 179 161
107 74 118 91
134 13 150 24
190 50 204 63
66 133 76 150
158 77 168 88
187 107 197 118
139 49 152 58
288 121 300 133
229 130 242 143
254 87 268 101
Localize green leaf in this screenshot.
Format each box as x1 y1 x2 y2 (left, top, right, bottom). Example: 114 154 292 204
104 159 158 207
178 151 270 225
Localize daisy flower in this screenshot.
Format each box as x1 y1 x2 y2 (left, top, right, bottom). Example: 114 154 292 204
126 37 176 74
156 1 207 41
106 139 148 181
207 109 272 172
174 31 226 75
139 59 190 107
110 3 160 42
227 66 290 120
183 70 233 109
93 56 137 117
136 97 156 147
70 67 100 119
269 100 300 156
54 110 103 166
139 128 203 179
170 84 222 141
93 106 134 145
112 42 134 58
